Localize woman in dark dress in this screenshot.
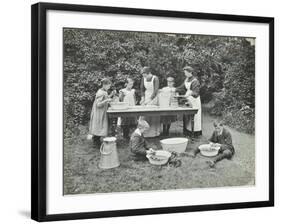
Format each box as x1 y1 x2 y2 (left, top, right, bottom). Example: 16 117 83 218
176 65 202 137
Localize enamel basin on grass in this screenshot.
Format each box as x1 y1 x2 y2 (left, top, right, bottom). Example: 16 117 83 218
160 138 188 153
198 144 220 157
146 150 171 165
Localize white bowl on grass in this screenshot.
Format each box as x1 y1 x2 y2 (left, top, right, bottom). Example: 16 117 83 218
160 138 188 153
198 144 220 157
146 150 171 165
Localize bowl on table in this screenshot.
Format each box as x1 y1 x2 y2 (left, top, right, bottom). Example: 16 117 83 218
146 150 171 165
143 105 158 109
128 105 158 109
109 102 129 110
198 144 220 157
160 138 188 153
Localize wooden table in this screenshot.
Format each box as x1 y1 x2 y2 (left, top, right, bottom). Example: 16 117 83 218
107 106 198 137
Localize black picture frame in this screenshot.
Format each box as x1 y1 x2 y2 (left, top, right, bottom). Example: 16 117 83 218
31 2 274 222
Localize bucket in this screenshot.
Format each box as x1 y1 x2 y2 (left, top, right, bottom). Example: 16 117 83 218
98 137 120 169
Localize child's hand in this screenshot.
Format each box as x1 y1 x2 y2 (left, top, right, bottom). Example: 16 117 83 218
144 101 149 105
86 134 93 140
147 148 156 155
109 90 117 97
140 98 145 105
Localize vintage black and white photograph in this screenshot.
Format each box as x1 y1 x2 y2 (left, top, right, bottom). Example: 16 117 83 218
63 28 255 195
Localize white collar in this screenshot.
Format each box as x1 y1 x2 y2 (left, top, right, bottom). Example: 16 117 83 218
134 128 142 136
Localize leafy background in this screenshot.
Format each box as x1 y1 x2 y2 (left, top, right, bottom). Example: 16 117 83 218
63 28 255 138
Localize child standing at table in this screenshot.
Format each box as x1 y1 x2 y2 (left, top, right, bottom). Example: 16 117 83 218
118 77 137 139
88 78 116 147
160 76 177 136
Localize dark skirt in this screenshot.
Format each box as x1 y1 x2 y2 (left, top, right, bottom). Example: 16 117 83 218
121 117 137 126
160 115 177 124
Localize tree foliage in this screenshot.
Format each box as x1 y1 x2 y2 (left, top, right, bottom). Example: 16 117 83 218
63 28 255 136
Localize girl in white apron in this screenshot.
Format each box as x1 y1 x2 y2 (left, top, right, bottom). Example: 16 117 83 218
140 67 161 137
176 66 202 136
118 78 137 139
159 76 177 136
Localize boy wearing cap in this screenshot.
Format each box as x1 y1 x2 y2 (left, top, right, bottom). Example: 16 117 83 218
129 119 156 161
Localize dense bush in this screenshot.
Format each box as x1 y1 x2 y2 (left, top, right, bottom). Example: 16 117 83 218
63 28 255 137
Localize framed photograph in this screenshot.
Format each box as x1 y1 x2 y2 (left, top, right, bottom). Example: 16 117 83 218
31 2 274 222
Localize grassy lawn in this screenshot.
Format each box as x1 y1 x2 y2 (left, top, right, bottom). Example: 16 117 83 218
63 112 255 195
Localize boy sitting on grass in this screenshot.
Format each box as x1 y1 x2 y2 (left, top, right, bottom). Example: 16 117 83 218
192 120 235 168
206 120 235 168
129 119 156 161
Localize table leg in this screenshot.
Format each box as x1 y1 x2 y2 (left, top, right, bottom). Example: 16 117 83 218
191 114 195 140
108 117 117 137
112 118 117 137
183 115 186 136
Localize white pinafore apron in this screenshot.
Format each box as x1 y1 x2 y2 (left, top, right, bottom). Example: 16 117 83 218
143 76 160 137
185 79 202 132
122 89 136 106
117 89 136 126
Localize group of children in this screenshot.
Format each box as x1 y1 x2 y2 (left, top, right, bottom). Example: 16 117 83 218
89 76 177 146
88 77 235 168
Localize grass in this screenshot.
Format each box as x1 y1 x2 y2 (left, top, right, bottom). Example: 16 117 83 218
63 111 255 195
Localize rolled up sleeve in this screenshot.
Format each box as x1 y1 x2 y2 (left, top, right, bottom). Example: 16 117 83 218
150 76 159 100
190 79 200 98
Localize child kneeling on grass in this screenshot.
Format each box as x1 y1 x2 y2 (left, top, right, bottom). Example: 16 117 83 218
129 119 156 161
194 120 235 168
